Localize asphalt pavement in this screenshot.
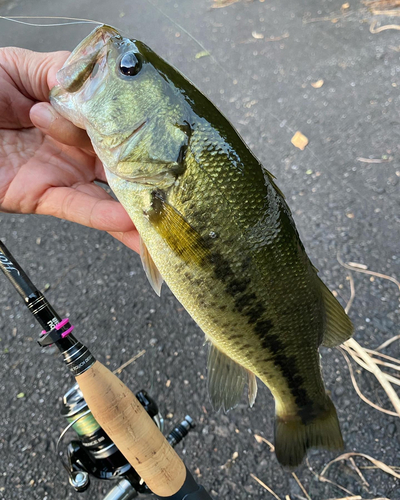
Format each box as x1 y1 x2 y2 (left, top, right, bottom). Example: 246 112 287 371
0 0 399 499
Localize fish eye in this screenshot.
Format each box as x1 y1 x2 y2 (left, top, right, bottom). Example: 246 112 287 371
119 52 142 77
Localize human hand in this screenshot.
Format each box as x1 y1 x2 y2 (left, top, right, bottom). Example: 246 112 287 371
0 47 139 253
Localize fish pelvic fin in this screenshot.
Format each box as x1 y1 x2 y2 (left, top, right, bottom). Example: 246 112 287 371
320 278 354 347
140 236 164 296
207 342 258 412
274 396 344 468
247 371 258 408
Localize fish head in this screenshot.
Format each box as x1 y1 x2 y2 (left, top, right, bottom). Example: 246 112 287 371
50 24 190 175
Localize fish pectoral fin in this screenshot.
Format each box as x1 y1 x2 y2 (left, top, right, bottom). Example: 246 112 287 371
320 278 354 347
140 237 164 296
207 342 255 412
147 191 209 266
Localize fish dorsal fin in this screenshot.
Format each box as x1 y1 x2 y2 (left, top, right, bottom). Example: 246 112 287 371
140 236 164 296
320 279 354 347
207 342 258 412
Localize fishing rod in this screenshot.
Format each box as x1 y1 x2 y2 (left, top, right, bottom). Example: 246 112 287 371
0 239 212 500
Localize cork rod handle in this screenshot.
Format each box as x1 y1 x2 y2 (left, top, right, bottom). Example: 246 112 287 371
76 360 187 497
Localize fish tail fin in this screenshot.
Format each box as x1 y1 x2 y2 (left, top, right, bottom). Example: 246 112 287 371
274 397 344 467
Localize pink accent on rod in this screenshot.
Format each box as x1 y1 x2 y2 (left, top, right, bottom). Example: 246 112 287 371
55 318 69 330
61 325 74 338
40 330 46 336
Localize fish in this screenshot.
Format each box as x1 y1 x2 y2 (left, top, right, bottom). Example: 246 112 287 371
50 24 354 467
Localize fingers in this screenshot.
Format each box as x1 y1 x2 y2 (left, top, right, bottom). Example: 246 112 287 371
30 102 94 152
108 230 141 255
0 47 70 103
37 184 136 233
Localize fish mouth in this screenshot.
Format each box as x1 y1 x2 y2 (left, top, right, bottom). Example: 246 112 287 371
54 25 120 93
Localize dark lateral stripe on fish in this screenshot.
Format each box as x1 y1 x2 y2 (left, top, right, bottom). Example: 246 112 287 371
149 199 316 420
210 249 315 420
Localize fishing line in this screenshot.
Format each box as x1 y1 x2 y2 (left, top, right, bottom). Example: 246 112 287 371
0 15 102 27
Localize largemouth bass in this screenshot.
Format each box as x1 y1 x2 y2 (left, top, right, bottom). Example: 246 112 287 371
50 25 353 467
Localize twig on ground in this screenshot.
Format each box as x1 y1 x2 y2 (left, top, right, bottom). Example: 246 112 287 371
340 348 400 417
113 349 146 375
291 473 311 500
370 20 400 31
363 0 400 9
348 456 370 488
320 452 400 480
372 8 400 14
211 0 240 8
345 274 355 314
254 434 275 452
250 473 281 500
356 157 393 163
376 335 400 351
337 255 400 292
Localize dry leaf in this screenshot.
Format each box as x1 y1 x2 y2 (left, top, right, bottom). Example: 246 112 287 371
291 131 309 150
311 79 324 88
252 31 264 39
195 50 210 59
342 2 350 8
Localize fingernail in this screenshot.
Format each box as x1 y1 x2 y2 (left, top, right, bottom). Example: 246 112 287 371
30 105 55 129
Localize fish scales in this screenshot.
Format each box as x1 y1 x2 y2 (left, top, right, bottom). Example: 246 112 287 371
50 25 354 467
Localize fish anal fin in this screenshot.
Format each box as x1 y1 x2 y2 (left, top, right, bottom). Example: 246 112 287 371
140 237 164 296
148 191 209 266
207 343 250 413
274 397 344 467
320 279 354 347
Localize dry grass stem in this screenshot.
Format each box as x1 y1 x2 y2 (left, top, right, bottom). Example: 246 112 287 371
318 475 357 496
343 338 400 416
326 496 362 500
291 472 311 500
363 0 400 9
365 357 400 371
349 456 369 487
250 473 281 499
303 13 351 23
340 349 400 417
345 274 355 314
321 452 400 480
376 335 400 351
212 0 240 8
364 349 400 365
306 458 358 497
254 434 275 452
113 349 146 375
370 20 400 31
356 157 393 163
372 8 400 13
337 255 400 292
337 254 400 416
342 348 400 386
